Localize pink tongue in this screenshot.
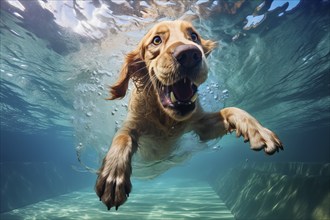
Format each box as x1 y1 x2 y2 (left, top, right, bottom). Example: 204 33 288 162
172 79 193 101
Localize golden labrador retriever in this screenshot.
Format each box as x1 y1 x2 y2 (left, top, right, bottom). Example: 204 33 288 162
96 20 283 210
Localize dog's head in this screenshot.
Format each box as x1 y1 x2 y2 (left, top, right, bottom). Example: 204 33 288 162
109 20 216 121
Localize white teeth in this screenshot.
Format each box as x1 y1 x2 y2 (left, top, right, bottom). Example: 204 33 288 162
190 93 198 102
169 91 197 104
170 92 177 103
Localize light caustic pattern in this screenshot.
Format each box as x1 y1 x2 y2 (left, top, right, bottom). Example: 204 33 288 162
1 179 234 220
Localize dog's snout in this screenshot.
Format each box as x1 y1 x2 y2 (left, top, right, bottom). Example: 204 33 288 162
173 44 202 68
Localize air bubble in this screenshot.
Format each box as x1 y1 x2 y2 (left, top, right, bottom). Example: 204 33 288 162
76 143 83 151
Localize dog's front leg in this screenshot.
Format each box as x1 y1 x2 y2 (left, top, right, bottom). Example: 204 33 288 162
95 129 138 210
194 107 283 155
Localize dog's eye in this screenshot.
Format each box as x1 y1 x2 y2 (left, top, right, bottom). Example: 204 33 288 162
191 33 199 42
152 36 162 45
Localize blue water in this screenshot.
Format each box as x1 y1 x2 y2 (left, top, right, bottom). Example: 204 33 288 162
1 0 329 219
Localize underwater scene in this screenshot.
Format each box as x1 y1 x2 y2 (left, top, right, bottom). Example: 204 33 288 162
0 0 329 219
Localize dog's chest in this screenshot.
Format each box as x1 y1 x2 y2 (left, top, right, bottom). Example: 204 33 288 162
136 135 178 161
136 121 187 161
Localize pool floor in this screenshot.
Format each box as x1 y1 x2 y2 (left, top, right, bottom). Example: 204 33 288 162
1 178 235 220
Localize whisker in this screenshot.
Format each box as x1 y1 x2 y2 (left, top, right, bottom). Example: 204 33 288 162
130 66 147 78
204 49 213 56
146 75 156 95
128 59 145 66
129 65 149 92
136 71 154 96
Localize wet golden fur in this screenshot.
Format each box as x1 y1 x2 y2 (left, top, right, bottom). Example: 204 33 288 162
95 20 283 210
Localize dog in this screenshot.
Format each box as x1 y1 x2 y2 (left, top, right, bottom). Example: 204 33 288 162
95 20 283 210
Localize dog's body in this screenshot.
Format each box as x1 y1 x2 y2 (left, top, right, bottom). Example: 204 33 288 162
96 20 283 210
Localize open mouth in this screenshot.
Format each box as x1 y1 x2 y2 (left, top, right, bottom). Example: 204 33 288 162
156 78 198 115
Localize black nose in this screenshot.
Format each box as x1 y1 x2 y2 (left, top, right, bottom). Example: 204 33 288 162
173 44 202 68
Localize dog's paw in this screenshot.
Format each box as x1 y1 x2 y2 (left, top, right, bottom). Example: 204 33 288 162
95 155 132 210
230 116 283 155
247 126 283 155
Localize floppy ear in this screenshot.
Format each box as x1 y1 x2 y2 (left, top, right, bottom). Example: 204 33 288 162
107 48 146 100
201 39 217 57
